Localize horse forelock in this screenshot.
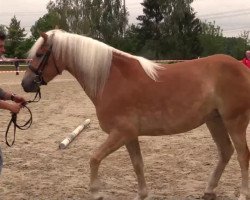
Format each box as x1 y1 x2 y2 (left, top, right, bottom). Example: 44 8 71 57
28 30 57 59
28 37 44 59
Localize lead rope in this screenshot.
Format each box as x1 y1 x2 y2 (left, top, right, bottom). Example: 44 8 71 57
5 89 41 147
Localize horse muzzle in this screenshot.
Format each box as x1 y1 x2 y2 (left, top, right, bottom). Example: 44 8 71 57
21 75 41 93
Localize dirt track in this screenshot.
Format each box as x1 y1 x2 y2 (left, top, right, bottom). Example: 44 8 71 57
0 71 248 200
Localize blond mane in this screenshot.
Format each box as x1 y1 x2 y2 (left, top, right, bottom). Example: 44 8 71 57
28 29 162 97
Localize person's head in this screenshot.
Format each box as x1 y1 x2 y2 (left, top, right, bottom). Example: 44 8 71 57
0 31 6 56
246 50 250 60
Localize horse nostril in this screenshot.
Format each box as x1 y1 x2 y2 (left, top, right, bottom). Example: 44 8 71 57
22 80 33 92
21 80 25 88
21 81 29 92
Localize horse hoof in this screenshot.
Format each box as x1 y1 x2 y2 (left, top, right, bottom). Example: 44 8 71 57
92 193 104 200
202 192 216 200
133 194 149 200
238 194 247 200
93 196 103 200
134 195 143 200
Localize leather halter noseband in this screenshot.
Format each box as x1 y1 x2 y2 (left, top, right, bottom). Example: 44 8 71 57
28 45 61 85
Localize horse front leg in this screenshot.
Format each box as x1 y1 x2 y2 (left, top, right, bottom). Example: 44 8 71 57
89 130 126 200
126 139 148 200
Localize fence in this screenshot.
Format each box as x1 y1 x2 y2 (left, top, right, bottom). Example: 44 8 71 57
0 58 31 73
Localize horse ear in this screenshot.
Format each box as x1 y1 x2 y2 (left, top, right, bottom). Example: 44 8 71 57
40 32 48 42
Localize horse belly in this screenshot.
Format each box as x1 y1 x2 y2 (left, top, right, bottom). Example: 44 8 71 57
138 105 212 136
138 111 168 135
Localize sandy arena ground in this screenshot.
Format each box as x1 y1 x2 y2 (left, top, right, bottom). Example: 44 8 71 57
0 71 249 200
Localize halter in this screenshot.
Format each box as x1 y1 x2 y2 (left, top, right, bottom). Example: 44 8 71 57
28 45 61 86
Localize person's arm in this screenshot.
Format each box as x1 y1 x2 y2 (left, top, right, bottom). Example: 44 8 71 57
0 88 26 104
0 88 13 101
0 100 22 113
9 93 26 104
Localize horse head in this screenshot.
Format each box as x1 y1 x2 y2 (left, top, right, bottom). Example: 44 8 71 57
22 31 62 93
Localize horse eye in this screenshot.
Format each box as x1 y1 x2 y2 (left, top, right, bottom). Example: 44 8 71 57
36 53 43 58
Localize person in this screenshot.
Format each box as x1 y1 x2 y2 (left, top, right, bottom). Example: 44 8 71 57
242 50 250 69
0 31 26 112
14 57 19 75
0 31 26 174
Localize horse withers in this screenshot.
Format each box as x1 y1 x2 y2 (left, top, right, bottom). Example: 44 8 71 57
22 29 250 200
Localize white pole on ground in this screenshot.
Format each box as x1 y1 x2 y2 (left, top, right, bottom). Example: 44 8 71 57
59 119 91 149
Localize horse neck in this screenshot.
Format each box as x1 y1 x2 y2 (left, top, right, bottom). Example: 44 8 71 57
63 46 112 102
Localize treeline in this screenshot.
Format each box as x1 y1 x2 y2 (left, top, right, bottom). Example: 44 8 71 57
1 0 249 60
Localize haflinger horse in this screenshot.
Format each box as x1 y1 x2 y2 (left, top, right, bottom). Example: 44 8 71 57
22 29 250 200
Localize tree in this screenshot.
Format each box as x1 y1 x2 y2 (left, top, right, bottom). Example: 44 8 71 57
0 25 7 35
30 12 60 39
136 0 202 59
137 0 163 41
18 37 36 58
121 24 141 53
199 21 224 56
46 0 128 46
239 31 250 50
99 0 128 44
198 22 250 59
89 0 102 38
47 0 70 31
5 16 27 58
136 0 164 59
223 31 250 59
161 0 202 59
223 37 246 59
200 21 223 36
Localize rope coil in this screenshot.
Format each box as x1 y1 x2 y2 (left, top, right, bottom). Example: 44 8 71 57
5 90 41 147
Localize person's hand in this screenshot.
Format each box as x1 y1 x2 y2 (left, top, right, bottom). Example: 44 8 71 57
12 94 26 104
8 102 22 114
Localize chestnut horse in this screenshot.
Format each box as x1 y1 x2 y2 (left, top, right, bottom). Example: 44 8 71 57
22 29 250 200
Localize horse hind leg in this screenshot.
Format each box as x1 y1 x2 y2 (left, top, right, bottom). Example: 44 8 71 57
203 115 234 200
125 139 148 200
224 114 250 200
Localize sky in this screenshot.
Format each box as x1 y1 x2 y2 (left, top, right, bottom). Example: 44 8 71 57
0 0 250 38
